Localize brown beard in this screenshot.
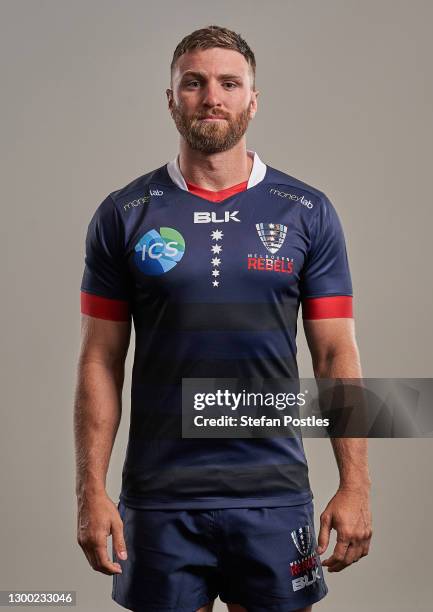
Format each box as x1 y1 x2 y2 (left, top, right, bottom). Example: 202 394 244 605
171 101 252 154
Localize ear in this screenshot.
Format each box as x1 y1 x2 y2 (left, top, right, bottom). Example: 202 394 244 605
249 90 259 119
166 88 173 112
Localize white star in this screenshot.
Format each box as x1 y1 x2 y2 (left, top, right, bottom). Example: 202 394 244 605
269 223 275 228
211 257 221 266
211 244 222 254
211 229 224 241
212 269 220 277
212 280 219 287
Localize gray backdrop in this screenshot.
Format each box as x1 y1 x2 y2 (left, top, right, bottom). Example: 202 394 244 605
1 0 432 610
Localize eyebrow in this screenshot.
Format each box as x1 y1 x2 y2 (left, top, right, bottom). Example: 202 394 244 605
181 70 243 81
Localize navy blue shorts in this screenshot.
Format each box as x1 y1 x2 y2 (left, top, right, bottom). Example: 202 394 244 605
112 499 328 611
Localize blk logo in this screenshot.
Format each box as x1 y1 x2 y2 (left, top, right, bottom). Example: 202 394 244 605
194 211 241 223
292 567 321 592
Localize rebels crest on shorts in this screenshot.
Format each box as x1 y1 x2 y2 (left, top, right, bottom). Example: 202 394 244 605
291 525 313 556
256 222 287 254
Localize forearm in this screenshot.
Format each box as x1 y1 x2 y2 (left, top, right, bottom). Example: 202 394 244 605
74 360 124 500
314 345 371 490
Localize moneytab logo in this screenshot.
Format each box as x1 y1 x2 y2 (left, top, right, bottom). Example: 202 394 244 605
123 195 150 212
194 211 241 223
134 227 185 275
269 188 313 209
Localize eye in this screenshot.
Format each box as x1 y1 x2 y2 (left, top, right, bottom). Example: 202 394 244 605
224 82 237 89
186 80 200 88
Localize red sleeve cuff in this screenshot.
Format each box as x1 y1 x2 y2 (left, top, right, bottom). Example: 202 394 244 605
302 295 353 319
80 291 130 321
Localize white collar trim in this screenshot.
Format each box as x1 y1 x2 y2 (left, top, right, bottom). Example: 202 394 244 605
166 149 267 191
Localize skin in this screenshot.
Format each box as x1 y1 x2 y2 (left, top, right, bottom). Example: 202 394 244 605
74 47 372 612
166 47 259 190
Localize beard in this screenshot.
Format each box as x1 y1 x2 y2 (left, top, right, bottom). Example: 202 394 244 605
171 100 252 154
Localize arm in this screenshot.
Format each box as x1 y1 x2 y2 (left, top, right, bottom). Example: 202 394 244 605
74 314 131 575
303 317 373 572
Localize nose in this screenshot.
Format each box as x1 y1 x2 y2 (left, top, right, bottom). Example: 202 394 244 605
201 79 222 108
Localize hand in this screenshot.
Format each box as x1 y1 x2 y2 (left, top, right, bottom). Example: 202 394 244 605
316 486 373 572
77 491 127 575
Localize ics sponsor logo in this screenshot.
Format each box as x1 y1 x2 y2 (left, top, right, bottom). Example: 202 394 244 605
134 227 185 275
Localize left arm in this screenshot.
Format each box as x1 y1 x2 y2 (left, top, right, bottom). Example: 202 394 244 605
303 317 373 572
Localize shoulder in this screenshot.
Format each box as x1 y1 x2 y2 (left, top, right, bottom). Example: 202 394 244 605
107 163 169 214
263 164 338 233
263 164 333 216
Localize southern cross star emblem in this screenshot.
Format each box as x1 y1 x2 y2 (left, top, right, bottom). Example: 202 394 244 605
211 229 223 241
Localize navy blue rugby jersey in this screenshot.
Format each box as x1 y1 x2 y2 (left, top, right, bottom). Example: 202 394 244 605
80 149 353 510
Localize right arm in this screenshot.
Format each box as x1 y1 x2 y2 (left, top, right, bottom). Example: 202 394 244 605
74 313 131 575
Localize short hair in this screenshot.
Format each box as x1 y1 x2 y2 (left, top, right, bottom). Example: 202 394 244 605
170 25 256 89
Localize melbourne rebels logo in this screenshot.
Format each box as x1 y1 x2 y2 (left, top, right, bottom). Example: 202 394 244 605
256 223 287 254
291 525 312 556
134 227 185 275
248 222 293 274
290 525 321 592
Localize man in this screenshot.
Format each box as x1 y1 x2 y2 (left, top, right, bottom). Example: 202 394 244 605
75 25 372 612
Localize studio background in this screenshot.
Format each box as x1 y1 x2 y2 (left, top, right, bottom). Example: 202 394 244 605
1 1 432 611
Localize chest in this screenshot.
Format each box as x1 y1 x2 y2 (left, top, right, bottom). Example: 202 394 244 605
123 194 314 300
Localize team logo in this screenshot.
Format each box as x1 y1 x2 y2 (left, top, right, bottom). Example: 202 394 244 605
134 227 185 275
289 524 321 592
291 525 312 556
248 222 293 274
256 223 287 254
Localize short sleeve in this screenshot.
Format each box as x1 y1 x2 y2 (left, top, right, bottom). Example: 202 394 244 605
300 194 353 319
80 195 131 321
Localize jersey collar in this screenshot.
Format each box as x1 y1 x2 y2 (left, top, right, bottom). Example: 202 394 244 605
166 149 267 192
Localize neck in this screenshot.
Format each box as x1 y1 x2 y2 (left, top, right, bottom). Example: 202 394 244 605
177 140 253 191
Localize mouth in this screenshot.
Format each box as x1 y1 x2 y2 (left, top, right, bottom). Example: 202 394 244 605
199 116 226 121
